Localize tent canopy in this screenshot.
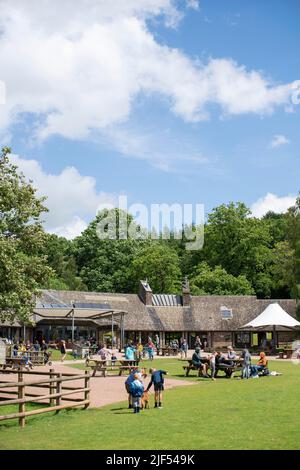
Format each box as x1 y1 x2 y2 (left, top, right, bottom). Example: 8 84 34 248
242 302 300 329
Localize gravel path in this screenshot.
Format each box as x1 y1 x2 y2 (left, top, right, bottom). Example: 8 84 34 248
0 363 196 409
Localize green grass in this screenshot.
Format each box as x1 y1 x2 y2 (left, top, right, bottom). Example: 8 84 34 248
48 349 77 362
1 360 300 450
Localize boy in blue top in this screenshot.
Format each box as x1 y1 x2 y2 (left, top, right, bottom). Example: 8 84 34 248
129 374 144 413
146 368 168 408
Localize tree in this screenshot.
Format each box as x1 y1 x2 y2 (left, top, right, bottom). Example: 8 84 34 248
0 147 52 324
286 195 300 299
190 262 255 296
130 242 182 293
202 202 274 297
270 241 294 298
73 209 147 292
40 233 86 291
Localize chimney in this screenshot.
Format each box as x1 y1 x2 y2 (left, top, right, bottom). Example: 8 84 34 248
139 280 153 305
182 276 191 307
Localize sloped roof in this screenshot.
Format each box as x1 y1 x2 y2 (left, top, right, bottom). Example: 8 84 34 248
33 290 297 332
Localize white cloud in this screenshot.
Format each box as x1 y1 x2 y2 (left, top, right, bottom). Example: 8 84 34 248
11 155 116 238
0 0 298 147
186 0 200 11
269 134 290 149
250 193 296 218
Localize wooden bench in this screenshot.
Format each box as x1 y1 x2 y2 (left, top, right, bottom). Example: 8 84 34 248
1 357 25 370
215 363 243 378
183 364 203 377
118 365 140 376
183 359 210 377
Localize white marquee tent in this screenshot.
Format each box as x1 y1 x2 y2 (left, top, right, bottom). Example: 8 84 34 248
242 302 300 329
242 302 300 352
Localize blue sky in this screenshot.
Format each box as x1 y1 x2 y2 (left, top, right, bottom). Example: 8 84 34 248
0 0 299 236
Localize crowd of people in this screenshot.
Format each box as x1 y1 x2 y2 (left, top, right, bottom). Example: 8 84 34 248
191 344 269 380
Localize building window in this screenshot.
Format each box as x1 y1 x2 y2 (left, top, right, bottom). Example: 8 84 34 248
220 306 233 319
234 332 251 348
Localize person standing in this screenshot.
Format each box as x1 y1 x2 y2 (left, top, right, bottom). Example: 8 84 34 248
148 341 155 361
125 343 136 365
60 340 67 362
209 352 216 380
194 336 202 350
155 334 160 354
146 368 168 409
180 339 188 359
240 349 251 379
130 374 144 413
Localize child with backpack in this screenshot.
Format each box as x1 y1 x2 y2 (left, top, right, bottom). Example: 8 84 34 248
129 373 144 414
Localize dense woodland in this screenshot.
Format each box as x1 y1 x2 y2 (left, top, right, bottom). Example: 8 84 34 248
1 147 300 324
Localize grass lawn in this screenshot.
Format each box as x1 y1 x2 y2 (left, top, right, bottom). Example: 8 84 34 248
1 360 300 450
48 348 77 362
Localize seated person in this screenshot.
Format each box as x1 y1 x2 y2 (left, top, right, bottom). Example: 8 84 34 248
250 352 268 377
111 351 117 365
215 351 232 377
192 347 208 376
97 345 111 362
226 346 237 366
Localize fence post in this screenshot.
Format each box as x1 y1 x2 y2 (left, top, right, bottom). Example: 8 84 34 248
18 371 25 428
49 368 55 406
55 373 62 414
84 370 90 409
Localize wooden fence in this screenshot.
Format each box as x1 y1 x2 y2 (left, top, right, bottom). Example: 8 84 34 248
0 369 90 427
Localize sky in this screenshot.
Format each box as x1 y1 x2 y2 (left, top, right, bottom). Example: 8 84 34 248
0 0 299 238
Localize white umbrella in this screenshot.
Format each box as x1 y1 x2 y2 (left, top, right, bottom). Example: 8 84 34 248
242 302 300 352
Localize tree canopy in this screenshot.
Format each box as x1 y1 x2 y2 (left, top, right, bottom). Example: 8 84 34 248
0 147 52 324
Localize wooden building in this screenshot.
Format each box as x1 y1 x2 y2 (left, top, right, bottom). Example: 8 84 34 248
0 280 297 349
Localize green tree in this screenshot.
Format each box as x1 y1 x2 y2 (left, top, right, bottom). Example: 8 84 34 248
271 241 294 298
262 211 287 246
190 262 255 295
73 209 147 292
286 195 300 299
0 147 52 324
41 233 86 291
131 242 182 293
202 202 274 297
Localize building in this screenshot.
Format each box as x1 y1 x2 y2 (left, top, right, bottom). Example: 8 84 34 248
0 280 297 349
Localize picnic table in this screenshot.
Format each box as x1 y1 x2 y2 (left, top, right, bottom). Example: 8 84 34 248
215 358 243 378
159 347 178 356
1 357 25 370
88 358 140 377
283 349 293 359
182 357 244 378
182 358 210 377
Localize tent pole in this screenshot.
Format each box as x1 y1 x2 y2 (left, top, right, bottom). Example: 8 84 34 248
273 324 277 354
111 312 114 349
71 309 75 343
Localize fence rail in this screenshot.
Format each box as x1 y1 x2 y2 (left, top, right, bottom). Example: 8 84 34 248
0 369 90 427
